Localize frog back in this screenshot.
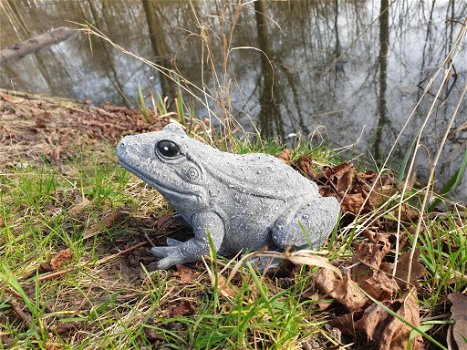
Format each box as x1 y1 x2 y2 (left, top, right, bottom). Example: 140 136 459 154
196 148 319 200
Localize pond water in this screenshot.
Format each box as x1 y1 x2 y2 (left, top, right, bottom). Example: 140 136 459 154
0 0 466 200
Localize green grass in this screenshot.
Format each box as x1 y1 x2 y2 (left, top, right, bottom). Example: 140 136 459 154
0 146 338 350
0 135 465 349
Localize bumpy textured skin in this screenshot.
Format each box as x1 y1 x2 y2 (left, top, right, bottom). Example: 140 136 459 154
116 123 340 269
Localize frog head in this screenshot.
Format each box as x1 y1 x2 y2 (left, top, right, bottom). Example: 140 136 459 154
116 123 210 212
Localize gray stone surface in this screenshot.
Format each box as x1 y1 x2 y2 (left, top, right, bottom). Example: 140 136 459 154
116 123 340 269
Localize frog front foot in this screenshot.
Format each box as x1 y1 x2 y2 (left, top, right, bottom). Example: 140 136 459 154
151 211 225 269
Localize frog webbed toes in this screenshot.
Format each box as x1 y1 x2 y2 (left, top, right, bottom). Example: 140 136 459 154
151 245 178 258
151 246 189 269
155 255 185 269
166 238 184 246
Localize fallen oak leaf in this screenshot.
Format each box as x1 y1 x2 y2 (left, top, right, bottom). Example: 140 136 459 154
378 291 424 350
276 148 291 164
447 293 467 350
359 270 400 300
314 269 367 312
169 300 196 317
354 234 391 269
50 249 73 270
395 249 425 289
49 321 79 335
331 313 357 337
174 265 200 284
351 235 392 286
354 303 388 342
341 192 366 214
294 154 314 178
332 162 354 192
358 288 441 349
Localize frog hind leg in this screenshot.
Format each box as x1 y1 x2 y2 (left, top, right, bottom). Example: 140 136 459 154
271 196 340 249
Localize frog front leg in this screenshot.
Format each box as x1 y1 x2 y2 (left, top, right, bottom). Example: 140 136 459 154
271 197 340 249
151 211 225 269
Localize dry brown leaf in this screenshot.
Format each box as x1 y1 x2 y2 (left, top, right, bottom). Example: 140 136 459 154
39 263 53 273
447 293 467 350
395 249 425 289
169 300 196 317
332 162 354 192
83 210 121 239
45 342 65 350
354 303 388 341
314 269 367 312
174 265 199 284
303 291 332 310
0 217 4 227
341 193 365 214
354 235 391 269
31 106 47 129
360 270 400 300
68 197 91 217
218 274 239 298
276 148 291 164
318 185 333 197
295 154 314 177
331 313 356 337
368 184 395 207
50 249 73 270
380 262 394 274
378 291 423 350
399 204 420 222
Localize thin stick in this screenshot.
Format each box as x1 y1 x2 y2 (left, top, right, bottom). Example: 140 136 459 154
94 242 148 265
37 267 74 282
9 299 32 325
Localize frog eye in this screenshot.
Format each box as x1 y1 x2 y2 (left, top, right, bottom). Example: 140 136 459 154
156 140 180 158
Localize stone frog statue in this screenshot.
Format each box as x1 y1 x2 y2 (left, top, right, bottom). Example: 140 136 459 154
116 123 340 269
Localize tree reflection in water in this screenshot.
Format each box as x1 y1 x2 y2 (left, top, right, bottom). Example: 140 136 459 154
0 0 465 199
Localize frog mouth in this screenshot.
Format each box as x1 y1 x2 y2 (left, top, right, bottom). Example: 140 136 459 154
118 160 201 201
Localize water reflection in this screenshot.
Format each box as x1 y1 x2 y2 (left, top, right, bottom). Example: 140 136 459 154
0 0 466 199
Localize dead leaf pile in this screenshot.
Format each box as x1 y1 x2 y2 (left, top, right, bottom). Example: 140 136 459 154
276 149 423 226
0 89 169 164
313 233 426 350
302 160 396 216
276 150 390 214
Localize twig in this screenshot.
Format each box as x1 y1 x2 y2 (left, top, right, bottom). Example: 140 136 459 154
37 267 75 282
94 241 148 265
0 27 76 65
9 298 32 326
